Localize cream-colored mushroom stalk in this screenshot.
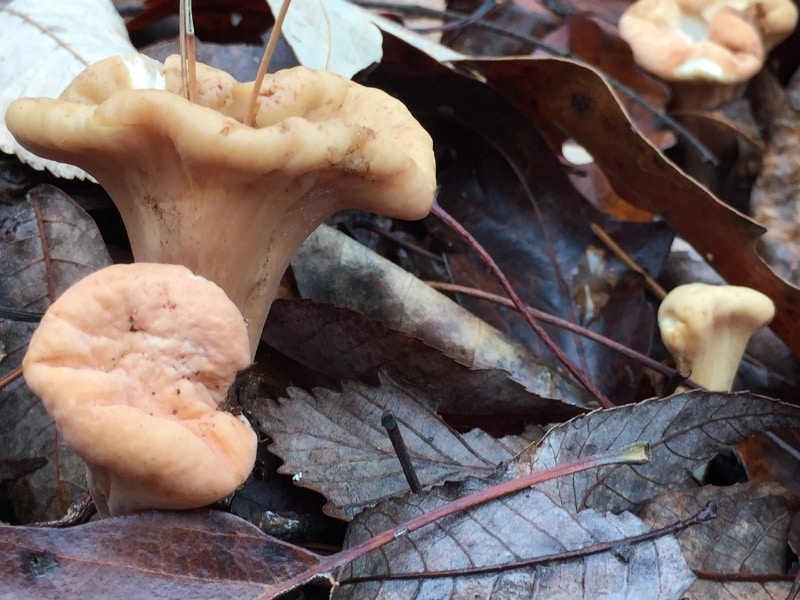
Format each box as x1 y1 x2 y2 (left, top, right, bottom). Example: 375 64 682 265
5 53 436 357
657 283 775 391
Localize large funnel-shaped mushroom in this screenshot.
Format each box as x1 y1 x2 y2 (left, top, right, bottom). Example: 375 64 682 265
6 54 436 355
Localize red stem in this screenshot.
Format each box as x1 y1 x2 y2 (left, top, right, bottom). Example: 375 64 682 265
256 444 648 598
431 201 614 408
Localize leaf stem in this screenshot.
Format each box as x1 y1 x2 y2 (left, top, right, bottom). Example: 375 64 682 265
256 444 649 598
432 201 615 408
339 500 715 584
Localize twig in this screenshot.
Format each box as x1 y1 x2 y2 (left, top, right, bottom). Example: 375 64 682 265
0 306 42 322
0 366 24 390
339 501 716 584
245 0 293 127
424 280 696 386
432 202 614 408
382 411 422 494
590 223 667 300
179 0 197 102
256 444 650 598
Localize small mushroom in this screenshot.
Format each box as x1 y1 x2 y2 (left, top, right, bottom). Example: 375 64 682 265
618 0 798 107
657 283 775 391
6 53 436 355
22 263 257 516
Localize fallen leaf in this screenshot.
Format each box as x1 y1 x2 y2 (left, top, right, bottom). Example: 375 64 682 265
0 510 322 599
640 483 795 598
263 299 584 428
0 0 136 178
0 184 111 522
264 0 382 78
291 224 589 408
365 38 672 402
462 57 800 359
642 482 794 573
336 478 694 599
517 392 800 514
254 375 530 520
750 67 800 286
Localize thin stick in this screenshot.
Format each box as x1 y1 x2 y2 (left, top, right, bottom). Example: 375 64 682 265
0 366 23 390
179 0 197 102
245 0 293 127
432 202 614 408
340 501 716 584
425 280 698 386
256 444 650 598
590 223 667 300
382 412 422 494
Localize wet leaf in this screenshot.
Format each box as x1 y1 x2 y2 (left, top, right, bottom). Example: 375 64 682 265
0 510 322 599
517 392 800 514
336 478 694 599
0 0 135 178
0 184 111 522
254 375 532 520
463 57 800 359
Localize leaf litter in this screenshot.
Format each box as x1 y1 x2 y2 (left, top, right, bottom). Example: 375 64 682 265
2 0 800 598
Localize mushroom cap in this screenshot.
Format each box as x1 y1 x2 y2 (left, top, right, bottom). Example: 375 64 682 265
657 283 775 390
619 0 798 83
5 53 436 220
22 263 256 516
5 53 436 354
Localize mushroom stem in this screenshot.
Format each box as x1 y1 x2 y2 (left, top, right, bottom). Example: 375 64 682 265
657 283 775 391
106 171 337 353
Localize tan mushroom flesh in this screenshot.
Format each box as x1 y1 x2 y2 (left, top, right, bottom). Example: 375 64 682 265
6 54 437 355
619 0 798 106
23 263 256 516
658 282 775 391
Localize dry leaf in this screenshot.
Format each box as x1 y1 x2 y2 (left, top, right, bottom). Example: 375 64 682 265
518 392 800 514
0 184 111 522
337 479 694 599
463 57 800 359
0 0 135 178
641 483 795 598
263 299 584 426
264 0 382 78
750 67 800 286
0 510 322 599
255 375 530 520
292 224 589 406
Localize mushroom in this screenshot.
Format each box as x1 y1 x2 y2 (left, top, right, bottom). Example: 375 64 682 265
618 0 798 107
5 53 436 356
657 282 775 391
22 263 257 516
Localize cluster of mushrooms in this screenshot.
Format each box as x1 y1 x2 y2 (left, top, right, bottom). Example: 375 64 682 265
7 52 436 516
6 2 785 518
